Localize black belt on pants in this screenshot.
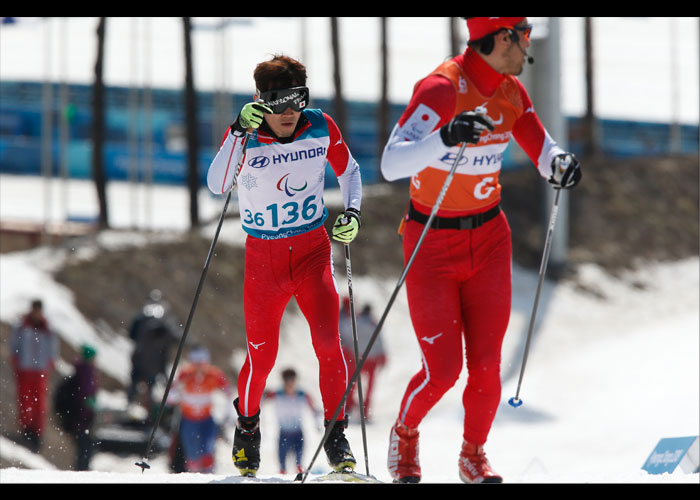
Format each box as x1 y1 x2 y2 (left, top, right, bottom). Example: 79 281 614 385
407 202 501 230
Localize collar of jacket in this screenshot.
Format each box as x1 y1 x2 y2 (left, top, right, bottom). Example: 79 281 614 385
22 314 48 332
462 47 507 98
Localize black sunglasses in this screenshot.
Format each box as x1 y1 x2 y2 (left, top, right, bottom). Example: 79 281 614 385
257 86 309 114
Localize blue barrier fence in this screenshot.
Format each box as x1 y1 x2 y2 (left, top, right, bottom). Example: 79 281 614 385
1 81 698 188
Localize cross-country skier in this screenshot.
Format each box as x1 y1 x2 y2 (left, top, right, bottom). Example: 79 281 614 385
380 17 581 483
206 54 362 477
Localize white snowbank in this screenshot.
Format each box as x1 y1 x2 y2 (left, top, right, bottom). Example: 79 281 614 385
1 241 697 482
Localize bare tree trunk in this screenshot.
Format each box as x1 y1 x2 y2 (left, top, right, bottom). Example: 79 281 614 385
378 17 389 179
583 17 597 157
92 17 108 229
183 17 199 228
330 18 347 136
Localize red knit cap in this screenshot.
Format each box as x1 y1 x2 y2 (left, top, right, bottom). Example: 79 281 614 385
466 17 526 42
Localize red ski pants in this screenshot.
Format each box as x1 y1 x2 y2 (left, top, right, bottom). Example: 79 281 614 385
238 227 348 420
343 349 386 418
398 212 512 445
15 370 49 434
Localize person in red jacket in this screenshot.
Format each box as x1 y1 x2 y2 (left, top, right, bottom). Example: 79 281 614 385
381 17 581 484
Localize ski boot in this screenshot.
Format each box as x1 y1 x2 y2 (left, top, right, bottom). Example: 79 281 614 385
324 418 356 472
387 419 421 483
457 441 503 483
232 398 261 477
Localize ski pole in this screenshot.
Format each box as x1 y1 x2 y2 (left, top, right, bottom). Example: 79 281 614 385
135 129 252 473
508 187 562 408
299 139 469 483
343 241 370 476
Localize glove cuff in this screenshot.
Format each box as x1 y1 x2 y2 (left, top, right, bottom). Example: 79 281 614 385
231 113 247 135
439 123 458 147
345 208 361 228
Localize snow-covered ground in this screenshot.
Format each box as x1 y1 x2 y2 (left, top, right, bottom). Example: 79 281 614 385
1 177 698 484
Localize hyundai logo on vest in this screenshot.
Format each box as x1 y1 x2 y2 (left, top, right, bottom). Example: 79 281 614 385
248 156 270 168
439 152 503 167
248 147 328 169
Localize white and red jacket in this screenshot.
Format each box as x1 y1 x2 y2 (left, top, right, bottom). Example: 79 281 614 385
381 47 563 217
207 109 362 240
11 315 58 372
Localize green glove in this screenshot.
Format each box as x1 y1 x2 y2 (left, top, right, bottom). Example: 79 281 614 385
332 209 361 244
237 101 272 130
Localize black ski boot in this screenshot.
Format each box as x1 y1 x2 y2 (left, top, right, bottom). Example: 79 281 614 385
324 418 356 472
232 398 261 477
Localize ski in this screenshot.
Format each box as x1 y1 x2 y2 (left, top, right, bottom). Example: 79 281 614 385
295 468 383 483
232 472 296 483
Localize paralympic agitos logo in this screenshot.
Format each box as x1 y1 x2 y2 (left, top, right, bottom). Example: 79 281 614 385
276 173 308 197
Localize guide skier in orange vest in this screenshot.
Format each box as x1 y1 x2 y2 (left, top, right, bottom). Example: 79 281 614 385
381 17 581 484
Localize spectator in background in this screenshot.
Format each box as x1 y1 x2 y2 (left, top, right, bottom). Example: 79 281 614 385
167 345 232 473
264 368 320 476
128 289 179 411
128 290 177 344
339 300 386 422
10 299 58 452
53 344 99 470
73 344 98 470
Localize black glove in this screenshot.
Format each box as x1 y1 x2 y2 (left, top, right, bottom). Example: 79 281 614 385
549 153 582 189
440 110 495 147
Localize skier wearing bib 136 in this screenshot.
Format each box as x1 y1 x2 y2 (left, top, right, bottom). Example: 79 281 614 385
206 55 362 477
381 17 581 484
